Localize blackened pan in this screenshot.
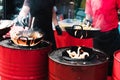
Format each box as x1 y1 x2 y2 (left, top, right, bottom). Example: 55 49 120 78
10 27 44 46
65 25 100 39
10 17 44 46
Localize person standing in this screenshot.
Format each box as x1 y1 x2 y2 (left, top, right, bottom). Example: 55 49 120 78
84 0 120 75
15 0 62 49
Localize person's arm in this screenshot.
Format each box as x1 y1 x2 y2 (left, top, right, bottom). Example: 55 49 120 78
83 0 92 25
19 0 30 17
14 0 31 27
52 6 58 26
85 0 92 20
52 6 62 35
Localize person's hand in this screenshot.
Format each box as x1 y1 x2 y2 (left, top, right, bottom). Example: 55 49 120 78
83 18 92 27
13 15 29 27
55 25 62 35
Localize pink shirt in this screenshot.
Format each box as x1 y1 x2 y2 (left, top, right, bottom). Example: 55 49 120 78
85 0 120 32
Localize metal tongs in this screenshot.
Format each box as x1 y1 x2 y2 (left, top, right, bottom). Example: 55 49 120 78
29 17 35 30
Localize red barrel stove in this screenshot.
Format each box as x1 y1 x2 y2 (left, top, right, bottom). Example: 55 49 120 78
49 46 109 80
112 50 120 80
0 39 52 80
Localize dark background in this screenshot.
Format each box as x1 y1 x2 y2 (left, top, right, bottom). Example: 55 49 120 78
4 0 72 19
2 0 24 19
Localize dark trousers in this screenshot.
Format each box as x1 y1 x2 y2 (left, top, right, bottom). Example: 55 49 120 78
93 28 120 76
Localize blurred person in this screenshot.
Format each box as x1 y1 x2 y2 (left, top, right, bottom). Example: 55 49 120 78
15 0 62 49
84 0 120 75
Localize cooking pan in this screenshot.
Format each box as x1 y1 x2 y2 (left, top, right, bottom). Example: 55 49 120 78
10 27 44 46
65 25 100 39
10 17 44 46
0 20 13 37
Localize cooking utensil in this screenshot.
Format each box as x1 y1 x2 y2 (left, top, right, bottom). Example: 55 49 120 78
10 17 44 46
29 17 35 30
10 29 44 46
65 25 100 39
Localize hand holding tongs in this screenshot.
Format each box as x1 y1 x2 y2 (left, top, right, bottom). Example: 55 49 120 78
13 12 32 28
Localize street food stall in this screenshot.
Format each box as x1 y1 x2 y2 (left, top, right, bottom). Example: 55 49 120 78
0 0 119 80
